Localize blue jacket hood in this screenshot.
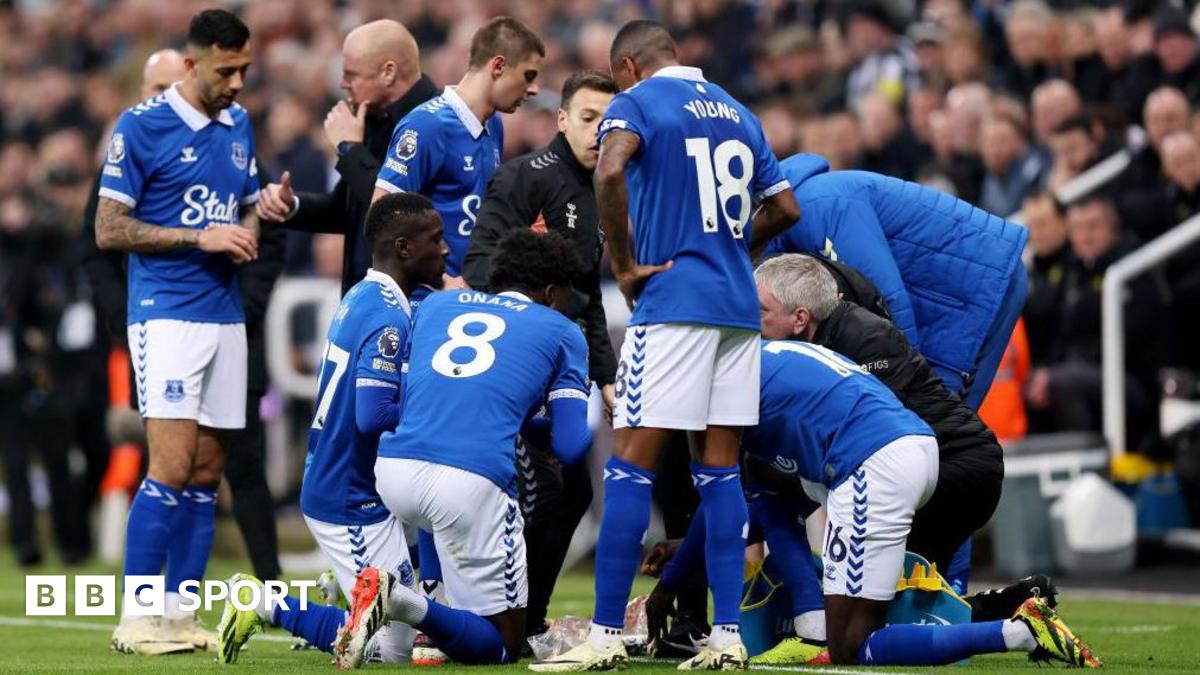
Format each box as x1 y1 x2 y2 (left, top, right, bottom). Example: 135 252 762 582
780 153 832 189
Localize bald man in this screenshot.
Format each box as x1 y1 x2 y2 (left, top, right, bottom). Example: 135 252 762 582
141 49 187 99
257 19 439 293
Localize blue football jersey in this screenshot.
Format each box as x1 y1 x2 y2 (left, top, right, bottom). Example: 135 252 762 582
378 290 590 493
375 87 503 277
598 66 790 331
743 340 933 489
302 270 412 525
98 84 260 324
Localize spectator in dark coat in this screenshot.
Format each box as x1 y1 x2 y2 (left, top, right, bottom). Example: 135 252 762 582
980 110 1048 217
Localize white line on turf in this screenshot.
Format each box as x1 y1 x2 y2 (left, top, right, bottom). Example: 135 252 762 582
1088 624 1177 633
632 656 914 675
0 616 295 642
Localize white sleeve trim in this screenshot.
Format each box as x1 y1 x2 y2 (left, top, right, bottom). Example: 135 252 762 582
356 377 398 389
98 187 137 208
240 189 261 206
548 388 589 402
755 179 791 202
374 179 405 194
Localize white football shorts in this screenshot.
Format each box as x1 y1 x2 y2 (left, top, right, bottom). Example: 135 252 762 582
611 323 760 431
820 435 939 601
128 319 246 429
375 458 527 617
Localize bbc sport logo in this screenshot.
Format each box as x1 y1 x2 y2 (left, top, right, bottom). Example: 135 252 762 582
25 575 316 616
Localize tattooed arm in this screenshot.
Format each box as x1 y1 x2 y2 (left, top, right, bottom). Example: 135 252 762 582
96 197 258 262
594 129 672 308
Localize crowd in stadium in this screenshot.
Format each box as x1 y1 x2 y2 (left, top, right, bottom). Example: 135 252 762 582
0 0 1196 661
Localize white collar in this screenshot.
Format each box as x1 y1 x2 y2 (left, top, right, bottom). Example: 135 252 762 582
165 83 235 131
365 268 413 317
651 65 707 83
498 290 533 302
441 86 486 139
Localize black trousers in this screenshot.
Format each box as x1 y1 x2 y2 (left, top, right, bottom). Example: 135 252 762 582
517 438 593 635
223 392 281 580
652 433 707 623
907 439 1005 572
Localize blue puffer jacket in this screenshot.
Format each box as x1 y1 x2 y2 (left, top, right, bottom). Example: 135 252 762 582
765 153 1028 389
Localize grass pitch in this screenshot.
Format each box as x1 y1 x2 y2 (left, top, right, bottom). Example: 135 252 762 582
0 555 1197 673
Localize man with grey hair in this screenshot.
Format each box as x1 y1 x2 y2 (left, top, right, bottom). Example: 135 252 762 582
755 254 1041 618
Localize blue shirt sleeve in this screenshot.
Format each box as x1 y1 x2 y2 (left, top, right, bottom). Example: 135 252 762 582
376 110 444 194
98 112 152 209
353 323 405 436
546 326 592 464
549 325 590 400
598 92 649 147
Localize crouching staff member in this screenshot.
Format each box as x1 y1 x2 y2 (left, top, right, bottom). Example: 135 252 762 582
462 70 618 640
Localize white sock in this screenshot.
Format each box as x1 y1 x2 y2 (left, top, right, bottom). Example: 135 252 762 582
1003 618 1037 651
794 610 826 642
588 623 622 649
256 582 281 623
164 591 190 620
708 623 742 650
388 581 429 625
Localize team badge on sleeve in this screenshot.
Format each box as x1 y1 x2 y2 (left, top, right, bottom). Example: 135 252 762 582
164 379 185 403
231 142 248 170
395 130 419 161
377 327 401 359
107 133 126 164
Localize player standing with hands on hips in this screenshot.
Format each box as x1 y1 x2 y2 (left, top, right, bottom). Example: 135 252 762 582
532 19 801 672
96 9 261 655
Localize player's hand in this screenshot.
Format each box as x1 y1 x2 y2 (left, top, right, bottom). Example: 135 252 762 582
615 261 673 310
644 582 677 650
443 274 471 290
641 539 681 578
601 383 616 424
256 171 295 222
199 225 258 263
325 100 367 147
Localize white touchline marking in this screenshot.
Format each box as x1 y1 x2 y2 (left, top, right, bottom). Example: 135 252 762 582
0 616 295 642
1086 624 1177 634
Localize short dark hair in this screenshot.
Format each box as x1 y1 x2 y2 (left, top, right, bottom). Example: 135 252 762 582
365 192 439 248
1066 189 1116 214
489 230 582 295
1052 112 1095 138
561 70 616 109
469 17 545 69
1025 190 1066 216
187 9 250 51
610 20 676 69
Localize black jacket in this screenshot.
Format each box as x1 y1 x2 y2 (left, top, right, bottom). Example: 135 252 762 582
462 132 617 385
81 161 285 395
287 76 439 295
813 300 998 456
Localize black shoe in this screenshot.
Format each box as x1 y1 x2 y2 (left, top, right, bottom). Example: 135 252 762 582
16 545 42 567
654 610 710 658
968 575 1059 622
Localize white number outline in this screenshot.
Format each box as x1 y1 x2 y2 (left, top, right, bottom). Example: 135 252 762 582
431 312 507 378
684 137 754 238
311 341 351 429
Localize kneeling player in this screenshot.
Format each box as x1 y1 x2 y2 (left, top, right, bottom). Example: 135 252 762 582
215 193 448 663
659 341 1100 668
334 230 594 668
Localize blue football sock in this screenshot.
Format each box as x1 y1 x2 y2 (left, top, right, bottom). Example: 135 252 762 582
692 463 748 627
750 495 823 615
166 486 217 596
273 596 346 654
946 538 972 595
417 529 442 586
123 478 180 578
593 457 655 628
858 621 1007 665
417 599 508 664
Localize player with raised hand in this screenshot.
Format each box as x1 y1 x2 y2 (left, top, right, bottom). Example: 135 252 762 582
95 8 260 656
531 20 801 672
372 16 544 288
215 193 448 664
334 230 594 669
